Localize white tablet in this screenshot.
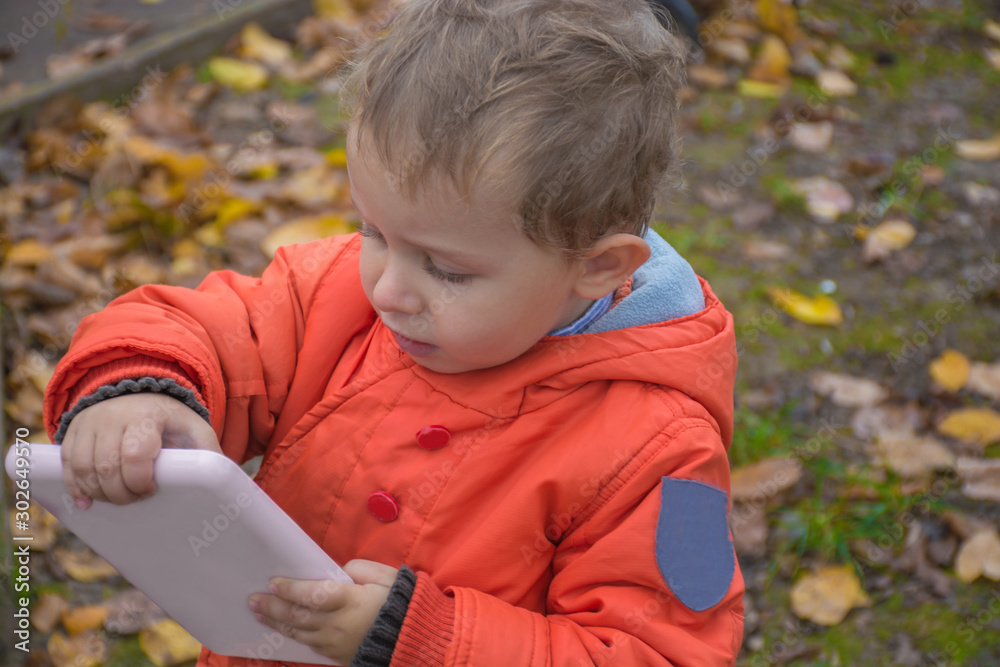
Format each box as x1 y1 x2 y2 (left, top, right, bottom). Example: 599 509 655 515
5 443 350 665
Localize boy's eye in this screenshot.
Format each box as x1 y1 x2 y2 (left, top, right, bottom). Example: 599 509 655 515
358 223 385 242
423 259 468 284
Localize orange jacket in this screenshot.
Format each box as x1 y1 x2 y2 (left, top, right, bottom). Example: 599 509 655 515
45 233 744 666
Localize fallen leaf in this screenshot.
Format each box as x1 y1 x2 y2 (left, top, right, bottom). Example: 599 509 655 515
737 79 787 98
962 182 1000 207
768 287 843 326
788 121 833 153
748 34 792 85
47 630 108 667
139 619 202 667
239 23 293 67
955 134 1000 161
707 37 751 64
62 605 109 636
810 372 888 407
730 502 769 558
967 362 1000 401
742 239 791 261
51 547 119 582
730 458 803 501
207 57 269 92
929 349 971 393
875 433 955 479
104 588 168 634
815 69 857 96
791 176 854 222
861 219 916 263
278 164 342 208
954 528 1000 583
732 201 775 230
32 593 69 634
687 64 730 89
5 239 54 266
937 408 1000 448
956 457 1000 502
755 0 801 45
851 404 922 440
260 214 354 258
919 164 946 186
825 43 857 71
985 48 1000 72
790 565 872 626
985 18 1000 42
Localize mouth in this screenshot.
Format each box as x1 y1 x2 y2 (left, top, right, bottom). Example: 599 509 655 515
389 330 437 357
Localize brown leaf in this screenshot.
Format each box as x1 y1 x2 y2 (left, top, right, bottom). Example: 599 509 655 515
937 407 1000 448
62 605 109 636
706 37 751 64
815 69 858 96
687 64 730 89
955 134 1000 161
104 588 168 635
139 619 202 666
875 433 955 479
810 372 888 407
51 547 119 583
851 404 922 441
732 201 775 230
967 362 1000 401
791 176 854 222
32 593 69 634
954 528 1000 583
730 502 769 558
788 121 833 153
929 349 971 393
742 240 792 262
956 457 1000 502
47 630 108 667
861 219 916 263
730 457 803 501
748 35 792 86
790 565 872 626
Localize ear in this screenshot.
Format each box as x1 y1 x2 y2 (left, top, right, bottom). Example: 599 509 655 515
573 233 650 300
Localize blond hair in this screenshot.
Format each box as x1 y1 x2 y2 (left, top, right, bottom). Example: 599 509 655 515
341 0 688 257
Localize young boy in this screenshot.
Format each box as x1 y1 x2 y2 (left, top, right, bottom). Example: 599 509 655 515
43 0 744 664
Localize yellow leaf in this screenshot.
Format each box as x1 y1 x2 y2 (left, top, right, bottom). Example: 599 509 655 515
748 34 792 85
767 286 843 326
954 528 1000 583
249 162 280 180
6 239 53 266
194 223 226 248
730 458 802 501
139 619 202 667
47 630 108 667
955 134 1000 161
938 407 1000 447
313 0 358 19
279 163 342 208
207 57 269 92
214 198 260 227
240 23 293 66
737 78 787 98
261 214 354 258
755 0 801 44
325 147 348 168
51 547 119 583
62 605 108 636
123 135 214 182
929 349 971 392
790 565 871 626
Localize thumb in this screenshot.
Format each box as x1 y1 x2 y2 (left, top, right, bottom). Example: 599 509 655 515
342 559 399 587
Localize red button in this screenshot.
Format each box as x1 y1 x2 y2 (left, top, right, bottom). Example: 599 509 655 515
367 491 399 521
416 425 451 450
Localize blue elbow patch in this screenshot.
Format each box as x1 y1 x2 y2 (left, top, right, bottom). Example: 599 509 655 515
655 477 736 612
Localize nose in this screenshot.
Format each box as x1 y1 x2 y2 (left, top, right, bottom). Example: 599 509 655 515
370 255 422 315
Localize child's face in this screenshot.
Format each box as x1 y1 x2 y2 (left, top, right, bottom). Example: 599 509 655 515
347 134 591 374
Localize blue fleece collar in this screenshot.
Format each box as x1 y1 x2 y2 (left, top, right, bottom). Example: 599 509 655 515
582 228 705 334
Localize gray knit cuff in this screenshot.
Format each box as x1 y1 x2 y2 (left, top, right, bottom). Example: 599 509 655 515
350 565 417 667
53 377 210 444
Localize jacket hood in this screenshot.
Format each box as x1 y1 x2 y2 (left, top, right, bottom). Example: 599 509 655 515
406 233 737 448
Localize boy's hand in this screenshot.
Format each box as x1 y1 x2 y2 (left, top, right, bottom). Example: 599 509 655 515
61 392 220 508
249 560 398 665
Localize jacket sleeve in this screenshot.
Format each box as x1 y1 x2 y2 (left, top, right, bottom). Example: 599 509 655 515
43 235 366 463
393 420 745 667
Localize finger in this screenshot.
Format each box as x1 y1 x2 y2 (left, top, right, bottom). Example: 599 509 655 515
121 421 161 497
342 560 399 587
250 593 323 631
60 426 94 509
268 578 349 612
94 429 144 504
